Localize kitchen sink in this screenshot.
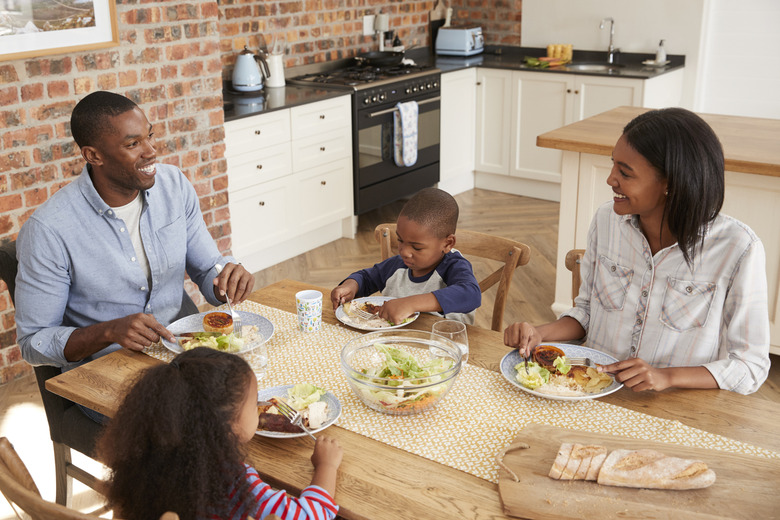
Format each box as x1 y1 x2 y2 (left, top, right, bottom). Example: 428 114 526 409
565 63 625 72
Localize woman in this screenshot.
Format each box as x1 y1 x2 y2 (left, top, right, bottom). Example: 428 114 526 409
505 108 769 395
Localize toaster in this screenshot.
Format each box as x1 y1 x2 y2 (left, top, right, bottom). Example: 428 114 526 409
435 26 484 56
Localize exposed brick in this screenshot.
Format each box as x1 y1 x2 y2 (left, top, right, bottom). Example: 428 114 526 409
0 215 11 235
2 124 54 148
212 174 228 192
30 102 74 122
0 65 18 84
3 343 21 364
73 77 94 95
98 73 119 90
182 151 199 168
25 57 73 77
0 151 30 173
0 194 22 213
61 158 85 178
140 68 159 83
16 208 35 228
119 69 138 87
47 80 70 98
0 87 19 107
24 187 47 207
20 83 44 102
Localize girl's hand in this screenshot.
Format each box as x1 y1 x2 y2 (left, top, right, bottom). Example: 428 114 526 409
600 358 672 392
503 322 542 358
311 436 343 470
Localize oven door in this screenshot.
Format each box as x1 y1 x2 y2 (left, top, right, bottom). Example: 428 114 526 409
356 91 440 189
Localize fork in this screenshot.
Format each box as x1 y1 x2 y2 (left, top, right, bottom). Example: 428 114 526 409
568 357 596 367
215 263 242 337
274 398 316 440
347 301 378 321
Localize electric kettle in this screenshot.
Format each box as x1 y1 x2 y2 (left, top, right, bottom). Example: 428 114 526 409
231 46 270 92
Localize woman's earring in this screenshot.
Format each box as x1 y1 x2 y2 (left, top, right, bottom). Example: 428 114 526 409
665 190 669 196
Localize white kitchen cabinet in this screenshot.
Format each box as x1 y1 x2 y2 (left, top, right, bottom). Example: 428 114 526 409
475 68 684 201
225 95 354 273
439 68 476 195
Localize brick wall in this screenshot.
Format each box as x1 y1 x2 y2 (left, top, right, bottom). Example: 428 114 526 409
0 0 226 384
0 0 521 384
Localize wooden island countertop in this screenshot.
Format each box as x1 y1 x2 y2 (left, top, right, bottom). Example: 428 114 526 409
537 106 780 177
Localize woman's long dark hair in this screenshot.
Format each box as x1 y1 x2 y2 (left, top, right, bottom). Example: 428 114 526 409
622 107 725 267
96 347 255 520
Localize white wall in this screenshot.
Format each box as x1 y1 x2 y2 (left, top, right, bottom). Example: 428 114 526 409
697 0 780 118
521 0 706 109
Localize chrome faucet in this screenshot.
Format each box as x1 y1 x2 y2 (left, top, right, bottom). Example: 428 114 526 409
599 17 619 63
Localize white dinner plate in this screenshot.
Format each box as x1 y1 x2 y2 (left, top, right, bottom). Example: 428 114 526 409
500 343 623 401
161 310 274 355
256 384 342 438
335 296 419 331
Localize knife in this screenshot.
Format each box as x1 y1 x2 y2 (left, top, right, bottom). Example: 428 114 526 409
173 331 226 342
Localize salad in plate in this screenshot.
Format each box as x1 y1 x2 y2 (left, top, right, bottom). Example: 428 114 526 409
355 343 455 412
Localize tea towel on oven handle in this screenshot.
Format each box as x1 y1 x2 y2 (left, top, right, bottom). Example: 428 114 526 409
394 100 418 167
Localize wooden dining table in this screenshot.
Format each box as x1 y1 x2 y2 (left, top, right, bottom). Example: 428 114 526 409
46 279 780 520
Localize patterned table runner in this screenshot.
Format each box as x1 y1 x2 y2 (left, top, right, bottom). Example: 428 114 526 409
145 301 779 484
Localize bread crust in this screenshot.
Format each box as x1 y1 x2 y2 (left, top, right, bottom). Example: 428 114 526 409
597 448 717 490
203 312 233 334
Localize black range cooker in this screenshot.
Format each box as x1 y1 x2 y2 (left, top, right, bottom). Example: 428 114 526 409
288 61 441 215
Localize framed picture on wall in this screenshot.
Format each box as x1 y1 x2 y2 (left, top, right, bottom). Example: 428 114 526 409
0 0 119 62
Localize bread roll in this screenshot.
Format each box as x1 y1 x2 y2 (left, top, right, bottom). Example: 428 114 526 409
203 312 233 334
597 449 716 490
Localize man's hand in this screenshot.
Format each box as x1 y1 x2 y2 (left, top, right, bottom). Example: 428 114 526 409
330 280 359 310
213 262 255 303
65 313 174 362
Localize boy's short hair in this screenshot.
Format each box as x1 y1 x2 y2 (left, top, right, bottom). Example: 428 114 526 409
399 187 459 238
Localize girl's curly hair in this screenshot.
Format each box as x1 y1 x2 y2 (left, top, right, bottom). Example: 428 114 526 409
96 347 255 520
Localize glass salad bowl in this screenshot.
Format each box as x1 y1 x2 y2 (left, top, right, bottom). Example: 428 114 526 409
341 330 463 416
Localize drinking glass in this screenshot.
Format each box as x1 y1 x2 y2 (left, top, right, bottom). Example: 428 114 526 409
432 320 469 363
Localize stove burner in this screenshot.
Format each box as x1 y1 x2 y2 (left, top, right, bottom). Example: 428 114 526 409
291 63 434 87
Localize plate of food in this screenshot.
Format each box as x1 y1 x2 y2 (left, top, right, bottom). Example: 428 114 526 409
256 383 341 438
161 310 274 355
500 343 623 401
335 296 419 331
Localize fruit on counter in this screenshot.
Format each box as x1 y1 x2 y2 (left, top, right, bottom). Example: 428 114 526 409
547 43 573 62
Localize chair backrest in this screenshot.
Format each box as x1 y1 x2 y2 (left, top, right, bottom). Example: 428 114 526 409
0 240 17 306
564 249 585 306
374 223 531 331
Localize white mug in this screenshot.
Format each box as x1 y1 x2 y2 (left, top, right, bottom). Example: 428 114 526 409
265 53 285 88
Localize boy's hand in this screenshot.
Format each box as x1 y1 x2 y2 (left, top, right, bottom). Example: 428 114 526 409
378 298 417 325
330 279 359 310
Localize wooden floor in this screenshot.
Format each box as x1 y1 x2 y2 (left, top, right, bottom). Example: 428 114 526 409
0 188 777 518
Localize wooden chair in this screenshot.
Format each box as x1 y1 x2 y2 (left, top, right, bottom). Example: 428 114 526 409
373 223 531 331
0 436 184 520
565 249 586 305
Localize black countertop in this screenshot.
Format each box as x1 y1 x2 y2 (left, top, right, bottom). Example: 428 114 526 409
223 46 685 122
426 46 685 79
223 83 351 123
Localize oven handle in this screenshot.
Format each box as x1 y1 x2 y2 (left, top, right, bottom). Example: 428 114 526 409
367 96 441 118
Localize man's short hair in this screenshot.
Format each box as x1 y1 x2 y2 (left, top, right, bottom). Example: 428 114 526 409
399 187 459 238
70 91 138 149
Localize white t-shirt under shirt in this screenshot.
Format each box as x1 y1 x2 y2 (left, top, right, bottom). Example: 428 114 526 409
112 193 152 288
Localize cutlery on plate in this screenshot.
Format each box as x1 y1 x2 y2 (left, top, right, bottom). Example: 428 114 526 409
568 357 596 368
523 351 530 374
273 398 316 440
174 331 223 341
215 263 242 337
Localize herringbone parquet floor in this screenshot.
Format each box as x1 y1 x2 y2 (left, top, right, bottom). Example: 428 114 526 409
0 188 777 519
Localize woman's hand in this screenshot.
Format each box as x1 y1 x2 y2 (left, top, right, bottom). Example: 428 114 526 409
503 322 542 358
600 358 673 392
600 359 719 392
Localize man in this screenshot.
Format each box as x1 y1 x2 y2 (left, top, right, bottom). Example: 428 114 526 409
16 91 254 414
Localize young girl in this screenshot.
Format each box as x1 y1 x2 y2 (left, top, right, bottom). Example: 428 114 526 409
97 347 343 520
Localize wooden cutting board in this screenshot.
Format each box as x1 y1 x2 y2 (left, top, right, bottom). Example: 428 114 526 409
497 424 780 519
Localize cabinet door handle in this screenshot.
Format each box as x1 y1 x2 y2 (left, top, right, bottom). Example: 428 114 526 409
319 114 325 119
320 146 326 151
476 81 482 86
254 130 261 135
321 180 327 185
567 89 572 93
575 90 579 94
258 201 265 206
256 164 263 170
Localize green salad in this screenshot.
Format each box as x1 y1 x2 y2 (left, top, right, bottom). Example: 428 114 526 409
356 343 455 412
514 356 571 389
180 332 244 353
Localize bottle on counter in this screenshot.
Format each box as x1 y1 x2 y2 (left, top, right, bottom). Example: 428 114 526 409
655 39 667 63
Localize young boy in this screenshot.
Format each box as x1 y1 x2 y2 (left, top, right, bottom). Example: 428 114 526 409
330 188 481 325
